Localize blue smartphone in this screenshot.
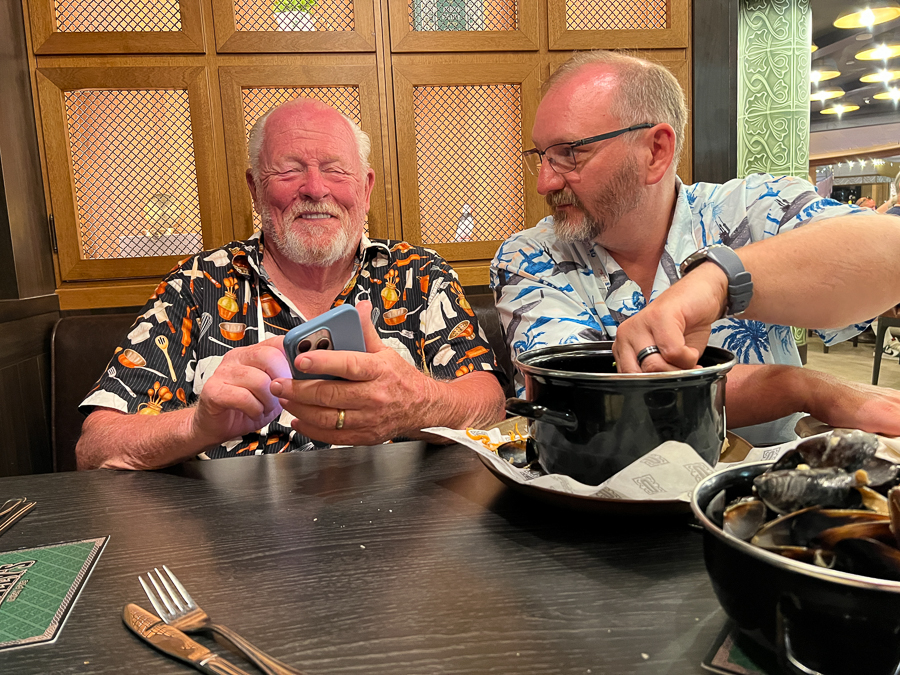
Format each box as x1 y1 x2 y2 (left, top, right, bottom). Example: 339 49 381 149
283 304 366 380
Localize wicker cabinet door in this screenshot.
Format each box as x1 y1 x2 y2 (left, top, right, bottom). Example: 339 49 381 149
218 59 388 240
211 0 376 52
37 65 225 282
388 0 538 51
392 56 542 282
547 0 688 50
29 0 204 53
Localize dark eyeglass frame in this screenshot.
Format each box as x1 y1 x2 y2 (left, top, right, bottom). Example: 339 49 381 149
522 123 656 176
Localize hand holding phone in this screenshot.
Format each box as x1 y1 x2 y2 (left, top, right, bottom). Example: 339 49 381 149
283 304 366 380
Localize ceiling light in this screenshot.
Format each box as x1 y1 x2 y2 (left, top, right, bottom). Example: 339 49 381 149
856 44 900 60
811 43 818 53
860 70 900 82
874 88 900 101
811 70 841 83
835 3 900 29
821 104 860 114
810 89 845 101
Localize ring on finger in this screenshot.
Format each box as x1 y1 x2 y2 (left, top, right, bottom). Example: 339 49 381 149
636 345 661 366
335 409 346 430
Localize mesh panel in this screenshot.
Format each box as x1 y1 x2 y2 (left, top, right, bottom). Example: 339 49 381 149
241 88 367 235
65 90 202 260
235 0 355 31
407 0 517 31
566 0 666 30
55 0 182 32
413 85 524 244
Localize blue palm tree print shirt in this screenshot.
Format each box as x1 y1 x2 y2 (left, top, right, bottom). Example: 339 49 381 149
490 174 875 444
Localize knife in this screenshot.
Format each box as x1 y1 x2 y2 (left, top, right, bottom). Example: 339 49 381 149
0 499 36 538
123 603 253 675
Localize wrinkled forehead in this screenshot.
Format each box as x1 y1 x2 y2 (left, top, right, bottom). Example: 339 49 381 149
261 103 359 165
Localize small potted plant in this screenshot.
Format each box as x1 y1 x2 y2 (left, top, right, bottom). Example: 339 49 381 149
273 0 317 31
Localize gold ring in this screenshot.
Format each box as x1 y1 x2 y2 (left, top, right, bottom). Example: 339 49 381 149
335 409 346 430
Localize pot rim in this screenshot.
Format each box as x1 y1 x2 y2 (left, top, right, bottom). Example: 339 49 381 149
514 341 736 382
691 460 900 594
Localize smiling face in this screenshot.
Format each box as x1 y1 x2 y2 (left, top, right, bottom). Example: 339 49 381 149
248 101 375 267
532 66 645 244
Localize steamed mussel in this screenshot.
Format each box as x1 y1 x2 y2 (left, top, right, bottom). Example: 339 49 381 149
706 429 900 582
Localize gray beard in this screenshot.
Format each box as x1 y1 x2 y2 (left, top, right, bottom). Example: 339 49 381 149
548 155 643 244
260 202 358 267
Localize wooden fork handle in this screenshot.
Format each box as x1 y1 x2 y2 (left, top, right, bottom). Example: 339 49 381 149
208 623 306 675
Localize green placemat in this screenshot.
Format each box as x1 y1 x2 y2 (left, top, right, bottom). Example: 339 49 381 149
702 622 779 675
0 537 108 650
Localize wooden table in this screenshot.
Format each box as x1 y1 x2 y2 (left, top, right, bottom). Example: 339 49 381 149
0 442 728 674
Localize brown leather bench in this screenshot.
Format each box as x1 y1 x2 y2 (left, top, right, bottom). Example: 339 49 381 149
50 292 512 472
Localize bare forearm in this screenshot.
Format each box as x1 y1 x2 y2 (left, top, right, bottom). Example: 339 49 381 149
738 214 900 327
415 371 506 438
723 364 809 429
76 407 208 470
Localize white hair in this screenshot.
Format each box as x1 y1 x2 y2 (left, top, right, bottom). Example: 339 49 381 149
247 99 371 179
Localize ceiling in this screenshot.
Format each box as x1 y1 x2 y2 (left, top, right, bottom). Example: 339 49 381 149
810 0 900 134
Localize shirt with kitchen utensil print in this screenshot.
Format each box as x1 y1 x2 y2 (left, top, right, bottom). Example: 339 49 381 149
80 234 502 458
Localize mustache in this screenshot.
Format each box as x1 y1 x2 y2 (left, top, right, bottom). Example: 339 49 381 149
286 200 343 220
546 190 583 209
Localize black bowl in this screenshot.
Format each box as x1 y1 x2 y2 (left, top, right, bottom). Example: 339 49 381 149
692 462 900 675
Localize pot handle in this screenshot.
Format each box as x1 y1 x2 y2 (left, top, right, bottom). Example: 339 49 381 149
775 598 900 675
506 398 578 431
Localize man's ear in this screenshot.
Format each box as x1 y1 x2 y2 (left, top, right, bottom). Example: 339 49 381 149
362 167 375 213
246 169 259 210
645 124 677 186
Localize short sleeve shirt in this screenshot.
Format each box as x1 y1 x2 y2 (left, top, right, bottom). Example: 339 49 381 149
490 174 876 442
81 234 502 458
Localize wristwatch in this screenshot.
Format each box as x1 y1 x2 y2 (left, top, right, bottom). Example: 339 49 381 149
679 244 754 317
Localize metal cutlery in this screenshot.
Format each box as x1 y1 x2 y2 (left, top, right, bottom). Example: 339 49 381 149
0 497 36 537
139 566 305 675
124 603 252 675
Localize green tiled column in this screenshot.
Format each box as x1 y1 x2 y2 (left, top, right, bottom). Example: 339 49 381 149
737 0 811 178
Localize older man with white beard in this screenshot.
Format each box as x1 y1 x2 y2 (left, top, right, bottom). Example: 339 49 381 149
492 50 900 445
77 98 505 470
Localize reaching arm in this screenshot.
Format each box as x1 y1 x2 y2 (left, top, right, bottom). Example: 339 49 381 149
724 363 900 436
615 213 900 372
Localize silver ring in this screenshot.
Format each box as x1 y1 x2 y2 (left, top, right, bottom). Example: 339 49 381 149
335 409 346 430
636 345 661 366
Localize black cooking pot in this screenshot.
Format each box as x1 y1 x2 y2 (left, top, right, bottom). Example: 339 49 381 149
506 341 735 486
692 462 900 675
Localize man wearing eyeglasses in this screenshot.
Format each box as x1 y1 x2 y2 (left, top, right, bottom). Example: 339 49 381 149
491 50 900 444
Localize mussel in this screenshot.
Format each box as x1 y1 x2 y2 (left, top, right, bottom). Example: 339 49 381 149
754 467 866 515
495 437 537 469
771 429 878 472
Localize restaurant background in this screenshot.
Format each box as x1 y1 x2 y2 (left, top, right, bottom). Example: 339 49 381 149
0 0 896 477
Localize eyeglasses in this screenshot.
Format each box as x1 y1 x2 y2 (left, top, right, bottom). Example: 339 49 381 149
522 123 655 176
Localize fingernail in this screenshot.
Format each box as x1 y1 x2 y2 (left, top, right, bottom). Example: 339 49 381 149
296 357 311 371
270 380 283 396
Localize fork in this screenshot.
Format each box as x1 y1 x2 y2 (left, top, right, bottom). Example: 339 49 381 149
139 566 305 675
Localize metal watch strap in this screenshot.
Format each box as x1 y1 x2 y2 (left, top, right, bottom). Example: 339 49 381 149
679 244 754 317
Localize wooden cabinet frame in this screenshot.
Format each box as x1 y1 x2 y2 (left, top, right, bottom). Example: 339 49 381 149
392 54 543 263
218 57 389 241
28 0 206 54
211 0 377 52
37 63 225 282
388 0 539 52
548 0 689 51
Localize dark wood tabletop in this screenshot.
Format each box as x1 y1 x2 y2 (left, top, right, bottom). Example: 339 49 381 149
0 442 728 674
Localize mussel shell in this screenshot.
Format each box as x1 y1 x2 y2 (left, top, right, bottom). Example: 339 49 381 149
722 497 767 541
751 507 887 550
831 537 900 582
754 467 863 515
861 456 900 491
773 429 878 473
496 438 537 468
